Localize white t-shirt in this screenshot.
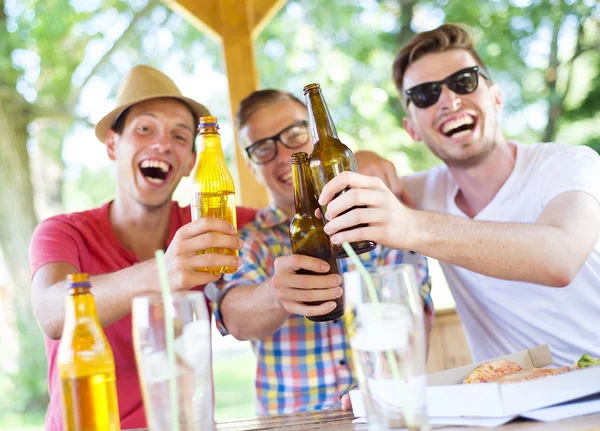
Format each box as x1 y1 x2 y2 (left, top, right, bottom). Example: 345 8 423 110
405 143 600 367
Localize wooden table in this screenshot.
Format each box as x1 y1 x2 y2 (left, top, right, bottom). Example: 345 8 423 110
128 409 600 430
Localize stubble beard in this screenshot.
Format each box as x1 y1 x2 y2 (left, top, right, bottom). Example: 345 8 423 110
441 139 497 169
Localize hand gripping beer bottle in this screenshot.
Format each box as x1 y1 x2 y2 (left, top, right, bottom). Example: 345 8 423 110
191 115 238 275
289 152 344 322
304 83 377 259
57 273 120 431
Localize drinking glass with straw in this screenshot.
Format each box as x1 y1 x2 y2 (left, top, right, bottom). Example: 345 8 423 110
155 249 180 431
342 243 428 431
132 251 214 431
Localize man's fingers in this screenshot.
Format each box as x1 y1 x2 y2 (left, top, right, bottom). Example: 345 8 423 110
341 393 352 411
274 255 331 274
278 286 343 303
272 272 342 290
329 224 386 246
186 253 242 273
282 300 338 317
318 171 386 207
324 188 389 221
182 233 243 253
177 217 236 240
324 208 387 237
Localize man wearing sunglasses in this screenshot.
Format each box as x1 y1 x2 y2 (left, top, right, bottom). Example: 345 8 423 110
321 23 600 371
207 89 433 416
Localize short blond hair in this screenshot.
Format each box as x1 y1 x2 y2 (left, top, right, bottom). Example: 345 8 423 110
236 89 305 131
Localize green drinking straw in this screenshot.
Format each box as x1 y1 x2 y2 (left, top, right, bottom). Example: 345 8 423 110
155 249 180 431
341 242 406 407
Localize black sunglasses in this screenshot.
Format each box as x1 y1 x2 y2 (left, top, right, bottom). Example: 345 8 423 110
404 66 489 109
245 120 310 165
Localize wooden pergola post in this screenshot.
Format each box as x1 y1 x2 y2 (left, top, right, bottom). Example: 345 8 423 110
162 0 287 209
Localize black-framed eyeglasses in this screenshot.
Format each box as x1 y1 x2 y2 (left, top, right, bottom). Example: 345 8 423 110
404 66 489 109
245 120 310 164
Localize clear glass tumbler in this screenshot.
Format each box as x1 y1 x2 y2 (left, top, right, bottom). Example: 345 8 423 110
132 292 213 431
344 264 428 431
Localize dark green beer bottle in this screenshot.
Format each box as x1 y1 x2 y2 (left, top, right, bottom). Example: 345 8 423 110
303 83 377 259
289 152 344 322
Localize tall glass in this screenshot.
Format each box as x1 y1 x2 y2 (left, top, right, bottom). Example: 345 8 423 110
132 292 213 431
343 264 427 431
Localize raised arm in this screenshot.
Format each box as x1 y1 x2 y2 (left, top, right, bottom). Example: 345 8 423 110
320 171 600 287
31 218 243 340
218 254 342 341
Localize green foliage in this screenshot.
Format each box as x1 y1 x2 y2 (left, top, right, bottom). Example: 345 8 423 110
256 0 600 167
2 0 600 426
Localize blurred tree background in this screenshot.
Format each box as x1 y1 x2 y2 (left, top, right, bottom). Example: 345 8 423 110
1 0 598 428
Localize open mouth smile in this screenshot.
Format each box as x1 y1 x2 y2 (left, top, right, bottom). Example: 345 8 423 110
139 158 172 185
279 171 293 186
439 114 477 139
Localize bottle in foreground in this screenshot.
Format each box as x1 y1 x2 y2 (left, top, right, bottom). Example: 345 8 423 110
289 152 344 322
191 116 238 275
57 273 120 431
303 83 376 259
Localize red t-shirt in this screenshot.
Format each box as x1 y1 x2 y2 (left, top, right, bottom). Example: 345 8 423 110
29 201 256 431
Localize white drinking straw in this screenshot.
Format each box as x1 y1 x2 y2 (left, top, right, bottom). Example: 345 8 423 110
155 249 179 431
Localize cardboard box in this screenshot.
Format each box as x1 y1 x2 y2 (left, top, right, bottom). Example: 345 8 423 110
351 344 600 421
426 344 600 417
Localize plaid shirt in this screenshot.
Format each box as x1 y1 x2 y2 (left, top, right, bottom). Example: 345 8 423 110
212 206 432 416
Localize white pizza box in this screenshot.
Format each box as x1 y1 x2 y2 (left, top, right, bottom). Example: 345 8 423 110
351 344 600 420
426 344 600 417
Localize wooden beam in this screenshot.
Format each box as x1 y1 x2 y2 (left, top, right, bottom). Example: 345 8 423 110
250 0 287 38
161 0 287 208
217 0 269 209
161 0 221 42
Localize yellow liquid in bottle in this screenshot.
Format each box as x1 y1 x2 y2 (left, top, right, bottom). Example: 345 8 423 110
61 371 120 431
191 190 238 275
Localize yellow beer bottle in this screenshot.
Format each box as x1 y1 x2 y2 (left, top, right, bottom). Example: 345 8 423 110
303 83 377 259
289 152 344 321
57 273 120 431
191 115 238 275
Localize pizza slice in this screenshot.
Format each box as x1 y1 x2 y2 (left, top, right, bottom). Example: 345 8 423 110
487 366 571 383
462 360 523 384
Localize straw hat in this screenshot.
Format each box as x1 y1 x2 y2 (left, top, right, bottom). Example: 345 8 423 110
95 65 210 143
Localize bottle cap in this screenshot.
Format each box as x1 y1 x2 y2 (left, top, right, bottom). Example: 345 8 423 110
67 273 91 288
199 115 219 129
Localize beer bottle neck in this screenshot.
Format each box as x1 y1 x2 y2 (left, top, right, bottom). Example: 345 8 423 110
292 158 319 216
198 132 225 157
65 287 100 326
305 88 339 142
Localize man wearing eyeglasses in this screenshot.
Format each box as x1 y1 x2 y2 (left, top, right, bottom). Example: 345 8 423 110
207 89 433 416
321 23 600 370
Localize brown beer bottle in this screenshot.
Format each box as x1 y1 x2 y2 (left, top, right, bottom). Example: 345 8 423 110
304 83 377 259
58 273 120 431
191 116 238 275
289 152 344 322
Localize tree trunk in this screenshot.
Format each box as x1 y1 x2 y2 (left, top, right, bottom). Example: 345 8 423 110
0 90 48 411
0 90 37 304
398 0 416 47
543 12 562 143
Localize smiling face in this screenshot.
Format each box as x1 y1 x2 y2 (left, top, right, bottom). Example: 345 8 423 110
402 49 503 169
104 98 197 210
240 100 312 216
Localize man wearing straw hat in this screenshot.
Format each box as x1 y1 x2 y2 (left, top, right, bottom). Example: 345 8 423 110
320 23 600 373
208 89 433 416
29 65 255 430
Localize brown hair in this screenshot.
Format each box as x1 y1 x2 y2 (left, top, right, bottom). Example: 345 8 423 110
235 89 306 131
392 23 487 96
